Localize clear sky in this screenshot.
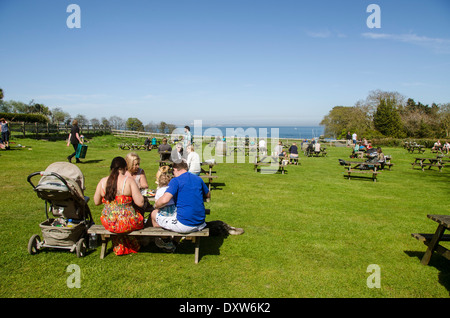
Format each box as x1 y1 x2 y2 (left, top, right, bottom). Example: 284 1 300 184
1 0 449 126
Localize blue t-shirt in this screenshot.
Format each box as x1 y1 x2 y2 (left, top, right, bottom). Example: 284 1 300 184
166 172 209 227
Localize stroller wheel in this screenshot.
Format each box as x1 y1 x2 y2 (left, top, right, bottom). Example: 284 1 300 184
76 238 87 258
28 235 41 255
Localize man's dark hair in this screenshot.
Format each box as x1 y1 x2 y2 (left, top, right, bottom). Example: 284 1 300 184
184 125 190 131
173 161 188 171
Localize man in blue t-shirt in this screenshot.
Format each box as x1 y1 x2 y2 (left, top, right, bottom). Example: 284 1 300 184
152 161 210 234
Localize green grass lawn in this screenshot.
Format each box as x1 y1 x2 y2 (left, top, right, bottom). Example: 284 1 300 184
0 136 449 298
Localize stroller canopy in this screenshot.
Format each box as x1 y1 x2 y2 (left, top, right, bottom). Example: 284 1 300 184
37 162 85 202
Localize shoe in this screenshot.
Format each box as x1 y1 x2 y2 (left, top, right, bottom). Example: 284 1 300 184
67 156 72 163
154 237 176 252
76 159 82 163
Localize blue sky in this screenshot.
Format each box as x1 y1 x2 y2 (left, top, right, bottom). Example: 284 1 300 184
1 0 449 126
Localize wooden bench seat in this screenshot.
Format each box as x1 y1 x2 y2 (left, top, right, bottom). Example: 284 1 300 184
200 175 219 191
88 225 210 263
254 162 287 174
344 169 379 182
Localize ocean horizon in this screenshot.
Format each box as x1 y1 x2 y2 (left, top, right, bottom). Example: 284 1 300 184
194 125 325 140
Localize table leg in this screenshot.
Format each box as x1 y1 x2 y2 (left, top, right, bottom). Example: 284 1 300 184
421 224 446 265
194 237 200 264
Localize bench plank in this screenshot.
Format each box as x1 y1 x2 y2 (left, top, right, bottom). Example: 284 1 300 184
88 225 209 263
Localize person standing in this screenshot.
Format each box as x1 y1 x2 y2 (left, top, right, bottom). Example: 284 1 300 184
67 119 83 163
0 118 10 150
346 131 352 147
352 132 357 145
183 125 192 150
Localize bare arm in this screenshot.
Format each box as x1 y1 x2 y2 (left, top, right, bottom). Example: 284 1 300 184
154 192 173 209
93 178 106 206
129 178 144 207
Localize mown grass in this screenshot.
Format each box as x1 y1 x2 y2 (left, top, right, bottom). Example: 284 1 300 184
0 136 449 298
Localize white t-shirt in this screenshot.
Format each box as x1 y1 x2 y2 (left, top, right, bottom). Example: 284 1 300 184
187 151 201 174
155 186 175 206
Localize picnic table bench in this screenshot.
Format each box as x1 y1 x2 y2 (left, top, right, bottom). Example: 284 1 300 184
88 225 209 263
407 145 426 154
411 158 444 172
254 156 287 174
411 214 450 265
118 143 147 151
306 147 327 157
200 174 219 191
340 160 381 182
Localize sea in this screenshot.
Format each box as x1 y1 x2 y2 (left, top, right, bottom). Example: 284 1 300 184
196 126 325 140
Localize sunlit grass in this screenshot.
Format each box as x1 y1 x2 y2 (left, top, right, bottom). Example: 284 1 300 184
0 136 449 298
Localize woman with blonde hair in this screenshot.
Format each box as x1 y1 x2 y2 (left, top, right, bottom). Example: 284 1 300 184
125 152 149 193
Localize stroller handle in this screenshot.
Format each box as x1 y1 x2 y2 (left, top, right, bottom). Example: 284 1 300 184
27 171 71 190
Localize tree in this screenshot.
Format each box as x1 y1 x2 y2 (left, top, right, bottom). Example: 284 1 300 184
90 118 100 128
109 116 124 129
101 117 110 128
158 121 167 134
373 98 405 137
51 107 71 124
126 117 144 131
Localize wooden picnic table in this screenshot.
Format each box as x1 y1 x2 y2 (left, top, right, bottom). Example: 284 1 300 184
411 214 450 265
407 145 426 154
411 157 444 172
254 156 287 174
201 161 217 175
341 160 381 182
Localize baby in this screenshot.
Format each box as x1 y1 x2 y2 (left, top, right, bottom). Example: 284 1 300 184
154 173 176 216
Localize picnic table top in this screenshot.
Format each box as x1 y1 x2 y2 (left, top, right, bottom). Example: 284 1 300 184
428 214 450 229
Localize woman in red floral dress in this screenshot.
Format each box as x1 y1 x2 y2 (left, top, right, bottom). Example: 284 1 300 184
94 157 145 255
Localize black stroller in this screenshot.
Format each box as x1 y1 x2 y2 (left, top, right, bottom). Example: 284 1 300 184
27 162 94 257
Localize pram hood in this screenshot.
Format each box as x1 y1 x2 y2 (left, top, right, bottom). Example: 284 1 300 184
36 162 85 202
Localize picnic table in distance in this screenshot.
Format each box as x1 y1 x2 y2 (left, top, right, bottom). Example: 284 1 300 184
118 143 147 151
411 157 445 172
339 159 381 182
254 155 287 174
405 142 426 154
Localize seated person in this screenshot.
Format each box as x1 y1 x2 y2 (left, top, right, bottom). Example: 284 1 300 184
171 142 185 163
274 141 285 157
151 162 210 251
93 157 145 256
186 145 201 176
144 137 151 150
432 140 442 151
314 142 321 153
158 137 172 161
125 152 149 193
443 141 450 154
376 147 385 169
288 142 299 162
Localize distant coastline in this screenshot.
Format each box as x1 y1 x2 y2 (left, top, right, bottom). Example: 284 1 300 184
196 125 325 140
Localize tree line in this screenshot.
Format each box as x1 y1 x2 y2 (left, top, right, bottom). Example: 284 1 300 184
320 89 450 139
0 88 177 134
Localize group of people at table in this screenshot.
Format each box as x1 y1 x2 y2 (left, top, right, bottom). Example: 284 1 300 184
93 125 209 256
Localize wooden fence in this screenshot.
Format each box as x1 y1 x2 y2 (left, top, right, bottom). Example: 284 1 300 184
9 122 111 139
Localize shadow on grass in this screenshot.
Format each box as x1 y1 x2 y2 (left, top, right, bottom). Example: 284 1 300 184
404 250 450 293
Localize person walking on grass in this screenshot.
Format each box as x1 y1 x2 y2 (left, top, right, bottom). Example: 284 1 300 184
67 119 83 163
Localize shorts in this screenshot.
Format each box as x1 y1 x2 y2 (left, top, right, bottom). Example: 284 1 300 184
290 153 298 158
156 212 206 234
